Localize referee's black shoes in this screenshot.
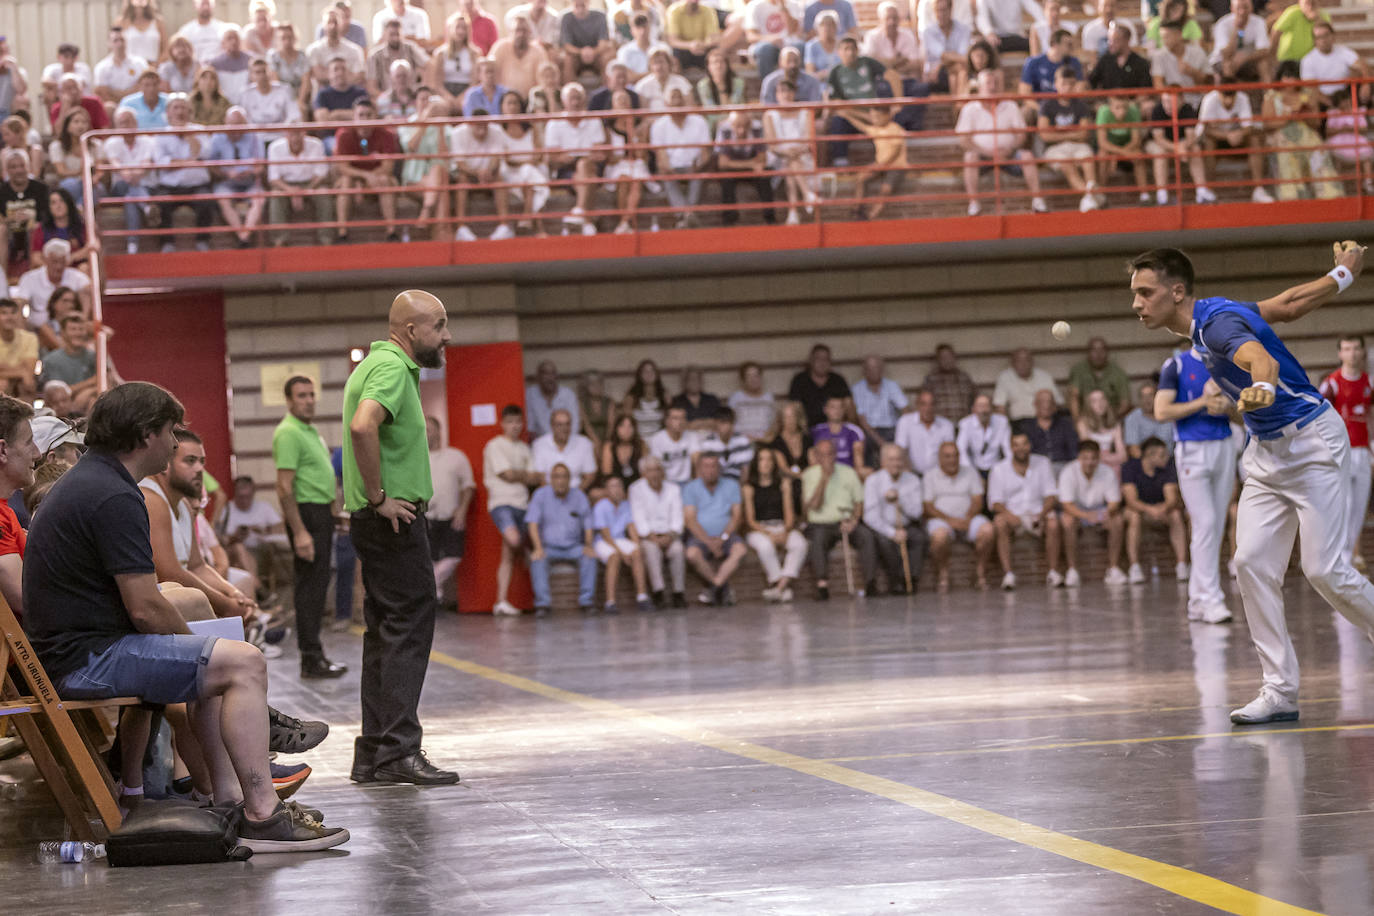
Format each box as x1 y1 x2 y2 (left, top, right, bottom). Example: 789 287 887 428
355 751 460 786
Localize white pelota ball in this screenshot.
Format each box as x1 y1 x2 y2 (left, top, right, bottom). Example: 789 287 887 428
1051 321 1071 341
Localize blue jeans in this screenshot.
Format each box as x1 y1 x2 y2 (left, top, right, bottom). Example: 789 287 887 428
59 175 85 208
109 179 149 232
58 634 219 705
751 39 804 79
530 543 597 608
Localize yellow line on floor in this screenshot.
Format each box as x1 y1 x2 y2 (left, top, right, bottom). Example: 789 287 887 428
425 647 1324 916
819 722 1374 762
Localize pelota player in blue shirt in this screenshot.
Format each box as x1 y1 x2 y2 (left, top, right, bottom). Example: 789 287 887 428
1129 244 1374 725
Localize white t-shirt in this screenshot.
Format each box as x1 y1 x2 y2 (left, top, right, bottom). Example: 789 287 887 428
174 19 231 62
93 54 149 94
745 0 802 39
267 135 329 184
1079 18 1136 58
1057 460 1121 509
532 433 598 479
915 0 973 33
862 27 919 61
1301 44 1361 95
956 99 1026 156
1197 90 1254 129
1150 43 1209 97
648 429 700 484
483 435 534 510
16 267 91 328
650 113 711 169
42 62 93 89
1209 12 1269 66
223 499 283 543
894 413 955 476
992 367 1061 421
922 464 984 518
987 454 1057 516
544 115 606 152
373 4 432 43
450 123 508 174
428 446 475 520
728 390 776 439
633 72 693 109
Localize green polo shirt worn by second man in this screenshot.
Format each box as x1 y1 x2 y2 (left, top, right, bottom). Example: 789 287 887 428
801 463 864 524
342 340 433 512
273 412 337 505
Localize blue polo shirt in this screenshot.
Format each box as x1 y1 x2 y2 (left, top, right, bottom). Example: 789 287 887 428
592 497 633 539
526 485 592 549
1158 348 1232 442
681 476 741 537
1020 54 1083 94
23 451 157 680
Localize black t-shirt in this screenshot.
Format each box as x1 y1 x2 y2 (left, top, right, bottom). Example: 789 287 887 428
588 86 640 111
23 450 158 680
670 391 722 422
1 177 51 256
1121 457 1177 505
788 371 852 428
1148 101 1198 143
1040 98 1091 128
1088 51 1153 91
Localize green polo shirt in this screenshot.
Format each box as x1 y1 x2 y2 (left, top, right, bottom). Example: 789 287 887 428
272 412 336 505
801 464 864 524
1067 360 1132 411
341 340 432 511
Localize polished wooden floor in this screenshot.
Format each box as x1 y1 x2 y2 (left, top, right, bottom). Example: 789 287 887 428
5 576 1374 915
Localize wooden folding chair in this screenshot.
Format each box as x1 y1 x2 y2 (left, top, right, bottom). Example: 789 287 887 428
0 596 139 840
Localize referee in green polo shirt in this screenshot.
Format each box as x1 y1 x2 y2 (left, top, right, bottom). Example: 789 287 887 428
273 374 348 680
342 290 459 787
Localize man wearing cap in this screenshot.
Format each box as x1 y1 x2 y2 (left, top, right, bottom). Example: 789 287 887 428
273 374 346 679
31 413 85 464
342 289 458 786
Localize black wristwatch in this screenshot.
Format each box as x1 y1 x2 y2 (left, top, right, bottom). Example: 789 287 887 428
367 488 387 508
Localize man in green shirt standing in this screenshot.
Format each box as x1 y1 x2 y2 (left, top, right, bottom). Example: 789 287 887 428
273 374 347 680
801 438 878 599
342 290 458 787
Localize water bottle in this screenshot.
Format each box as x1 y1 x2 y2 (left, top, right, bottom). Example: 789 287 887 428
36 841 105 864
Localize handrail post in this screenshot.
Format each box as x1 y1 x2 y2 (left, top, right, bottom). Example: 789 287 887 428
79 134 107 396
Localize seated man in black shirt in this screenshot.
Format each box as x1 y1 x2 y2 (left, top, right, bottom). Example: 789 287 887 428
22 382 349 853
1013 388 1079 474
1087 25 1152 92
1120 435 1188 583
788 342 852 428
0 149 49 281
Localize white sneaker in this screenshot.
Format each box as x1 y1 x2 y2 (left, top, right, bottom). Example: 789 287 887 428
126 240 139 255
856 587 867 598
1001 571 1016 591
1187 602 1204 621
1251 186 1275 203
1064 568 1081 587
1079 191 1098 213
1175 562 1190 581
1104 566 1128 586
968 200 981 216
1031 196 1049 213
1230 687 1298 725
492 600 521 616
1201 603 1232 625
785 209 801 225
780 587 794 602
614 220 633 234
1156 189 1169 206
1139 191 1151 205
761 585 781 602
454 225 477 242
1046 569 1064 588
490 223 514 241
1195 186 1217 204
1127 563 1146 584
580 221 597 236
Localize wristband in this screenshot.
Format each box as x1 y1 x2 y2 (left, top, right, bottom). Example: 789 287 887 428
1252 381 1276 395
1328 265 1354 293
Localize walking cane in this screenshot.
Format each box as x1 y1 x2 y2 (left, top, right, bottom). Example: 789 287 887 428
841 526 856 596
892 501 913 594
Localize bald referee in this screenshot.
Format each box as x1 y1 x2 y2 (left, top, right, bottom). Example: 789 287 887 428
343 290 458 785
1130 245 1374 726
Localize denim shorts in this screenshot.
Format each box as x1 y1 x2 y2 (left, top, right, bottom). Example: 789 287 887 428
58 634 219 705
685 533 742 556
489 505 526 535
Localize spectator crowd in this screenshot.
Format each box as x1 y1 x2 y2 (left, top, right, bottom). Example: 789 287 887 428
2 0 1374 250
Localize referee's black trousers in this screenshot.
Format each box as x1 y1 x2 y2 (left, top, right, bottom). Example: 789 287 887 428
287 502 335 661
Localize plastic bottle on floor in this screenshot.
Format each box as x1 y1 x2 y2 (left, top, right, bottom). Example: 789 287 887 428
37 841 105 863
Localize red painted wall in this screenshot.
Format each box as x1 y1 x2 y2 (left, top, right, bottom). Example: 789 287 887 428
444 341 530 613
101 292 233 491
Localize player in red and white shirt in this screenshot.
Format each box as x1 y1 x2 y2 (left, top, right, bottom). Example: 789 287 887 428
1318 334 1373 569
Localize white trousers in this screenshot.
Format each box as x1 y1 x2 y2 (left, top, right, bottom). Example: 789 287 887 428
640 537 686 593
1344 445 1371 560
746 527 807 582
1234 408 1374 699
1175 436 1237 614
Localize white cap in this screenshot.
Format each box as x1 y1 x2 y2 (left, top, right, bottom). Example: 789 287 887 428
31 415 84 454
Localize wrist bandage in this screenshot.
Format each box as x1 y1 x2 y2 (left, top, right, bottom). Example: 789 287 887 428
1251 381 1276 395
1328 265 1354 293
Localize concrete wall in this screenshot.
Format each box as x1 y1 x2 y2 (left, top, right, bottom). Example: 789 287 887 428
222 240 1374 501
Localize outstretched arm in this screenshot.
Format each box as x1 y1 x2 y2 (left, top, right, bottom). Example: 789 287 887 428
1257 245 1364 324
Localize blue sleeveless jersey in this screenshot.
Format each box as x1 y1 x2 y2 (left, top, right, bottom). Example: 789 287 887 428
1190 296 1327 437
1157 349 1233 442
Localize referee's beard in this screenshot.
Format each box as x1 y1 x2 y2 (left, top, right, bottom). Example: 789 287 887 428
413 344 445 369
